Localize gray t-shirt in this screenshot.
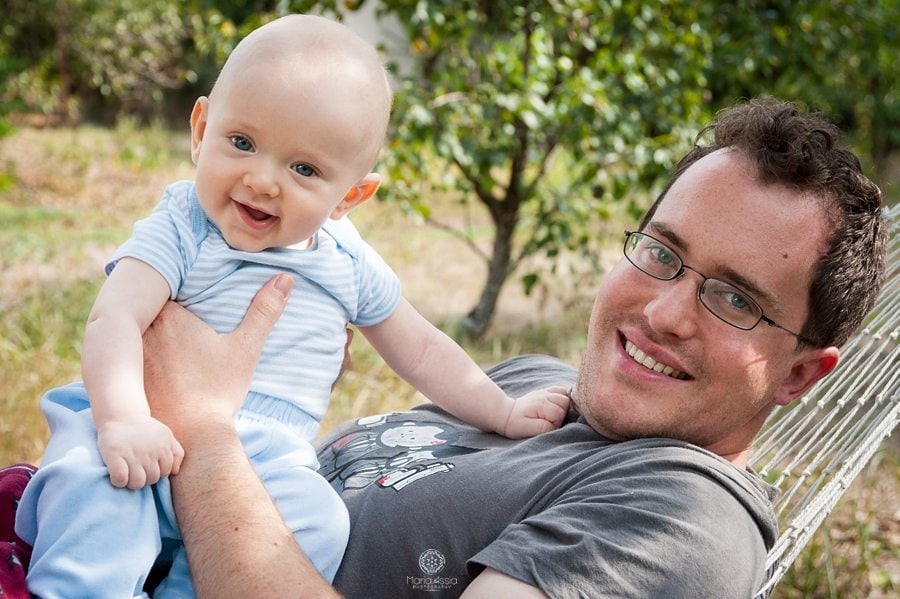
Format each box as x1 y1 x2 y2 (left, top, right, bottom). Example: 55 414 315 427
317 355 778 598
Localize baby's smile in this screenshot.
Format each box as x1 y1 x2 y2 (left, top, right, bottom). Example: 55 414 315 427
235 201 277 229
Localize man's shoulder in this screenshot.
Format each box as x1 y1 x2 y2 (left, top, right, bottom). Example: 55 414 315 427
577 437 779 547
589 438 776 503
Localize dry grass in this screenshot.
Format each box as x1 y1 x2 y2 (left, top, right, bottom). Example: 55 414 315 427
0 124 896 596
773 437 899 598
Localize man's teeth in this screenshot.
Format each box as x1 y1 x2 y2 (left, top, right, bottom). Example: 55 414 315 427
624 340 687 380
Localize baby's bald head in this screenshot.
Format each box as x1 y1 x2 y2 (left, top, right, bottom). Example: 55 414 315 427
209 14 392 172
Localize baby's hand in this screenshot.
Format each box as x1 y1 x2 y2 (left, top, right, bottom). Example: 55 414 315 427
503 385 570 439
97 416 185 489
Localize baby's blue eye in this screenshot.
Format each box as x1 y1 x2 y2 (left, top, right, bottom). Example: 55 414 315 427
292 163 316 177
231 135 253 152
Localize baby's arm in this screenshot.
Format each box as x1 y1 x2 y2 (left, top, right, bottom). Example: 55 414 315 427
360 298 569 438
82 257 184 489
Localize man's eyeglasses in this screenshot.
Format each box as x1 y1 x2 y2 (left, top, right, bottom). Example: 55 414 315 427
622 230 814 344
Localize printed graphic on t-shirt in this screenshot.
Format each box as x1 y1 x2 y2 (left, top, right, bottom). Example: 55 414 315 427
319 414 480 492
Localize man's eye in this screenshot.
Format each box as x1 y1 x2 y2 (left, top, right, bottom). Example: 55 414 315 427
292 163 316 177
648 244 676 266
716 288 754 314
726 291 753 312
231 136 253 152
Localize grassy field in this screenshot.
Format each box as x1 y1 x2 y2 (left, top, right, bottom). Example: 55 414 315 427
1 124 896 597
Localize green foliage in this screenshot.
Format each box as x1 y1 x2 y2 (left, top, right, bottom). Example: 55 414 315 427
376 0 712 334
705 0 900 179
72 0 187 114
0 0 189 119
0 0 343 121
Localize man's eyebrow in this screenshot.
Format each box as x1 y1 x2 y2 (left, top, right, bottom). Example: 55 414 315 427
647 221 782 310
718 266 781 311
647 222 688 252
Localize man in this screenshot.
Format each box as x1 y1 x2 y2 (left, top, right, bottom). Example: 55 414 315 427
4 98 886 597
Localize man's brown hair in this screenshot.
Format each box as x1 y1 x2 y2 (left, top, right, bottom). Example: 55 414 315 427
640 98 886 347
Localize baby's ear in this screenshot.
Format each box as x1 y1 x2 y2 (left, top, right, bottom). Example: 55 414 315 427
331 173 381 219
189 97 210 164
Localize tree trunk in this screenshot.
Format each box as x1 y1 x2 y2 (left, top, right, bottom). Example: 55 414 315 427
458 205 518 338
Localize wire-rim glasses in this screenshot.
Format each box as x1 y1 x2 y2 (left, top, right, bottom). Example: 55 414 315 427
622 230 813 344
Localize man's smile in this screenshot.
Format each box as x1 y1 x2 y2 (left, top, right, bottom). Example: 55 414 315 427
623 339 690 380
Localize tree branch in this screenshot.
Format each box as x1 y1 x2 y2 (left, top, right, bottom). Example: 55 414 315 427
421 214 490 263
451 152 500 218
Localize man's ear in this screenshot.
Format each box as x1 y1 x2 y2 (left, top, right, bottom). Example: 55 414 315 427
331 173 381 219
772 346 840 406
189 97 209 164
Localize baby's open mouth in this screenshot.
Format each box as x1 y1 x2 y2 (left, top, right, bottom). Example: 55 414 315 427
624 340 690 380
242 203 273 221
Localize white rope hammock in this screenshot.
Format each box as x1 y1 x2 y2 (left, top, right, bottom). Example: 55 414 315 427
751 203 899 597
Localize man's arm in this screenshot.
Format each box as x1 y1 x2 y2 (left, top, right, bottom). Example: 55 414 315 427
142 274 338 598
463 568 549 598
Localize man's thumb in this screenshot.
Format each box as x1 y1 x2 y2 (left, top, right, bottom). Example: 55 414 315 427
235 274 292 348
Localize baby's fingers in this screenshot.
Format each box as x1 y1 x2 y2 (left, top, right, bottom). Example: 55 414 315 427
106 457 130 489
158 441 186 478
539 397 569 427
544 385 571 395
169 440 185 476
545 387 571 411
129 462 157 490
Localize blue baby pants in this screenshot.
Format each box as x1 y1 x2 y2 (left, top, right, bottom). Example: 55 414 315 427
15 383 349 599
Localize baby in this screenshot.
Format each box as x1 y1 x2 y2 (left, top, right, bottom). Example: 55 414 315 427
16 14 569 597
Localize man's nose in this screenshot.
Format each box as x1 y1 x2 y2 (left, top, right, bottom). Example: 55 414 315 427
242 160 280 197
643 273 702 340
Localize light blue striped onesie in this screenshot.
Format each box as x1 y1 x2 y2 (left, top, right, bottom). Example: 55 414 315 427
17 180 402 598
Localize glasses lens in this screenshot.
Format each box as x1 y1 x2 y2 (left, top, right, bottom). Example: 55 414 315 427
699 279 762 329
624 232 681 280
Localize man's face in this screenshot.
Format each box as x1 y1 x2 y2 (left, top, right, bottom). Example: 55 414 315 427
574 149 834 461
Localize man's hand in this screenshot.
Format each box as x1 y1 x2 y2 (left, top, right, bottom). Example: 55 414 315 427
503 386 570 439
97 415 184 489
142 274 293 437
141 274 339 598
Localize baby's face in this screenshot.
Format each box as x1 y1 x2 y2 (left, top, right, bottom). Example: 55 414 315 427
190 65 377 252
